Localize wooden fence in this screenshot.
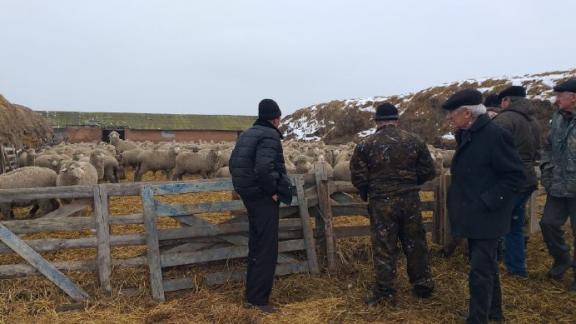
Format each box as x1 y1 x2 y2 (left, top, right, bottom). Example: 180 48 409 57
0 145 18 174
0 167 545 303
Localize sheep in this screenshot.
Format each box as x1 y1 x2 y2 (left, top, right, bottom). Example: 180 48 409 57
0 167 60 219
314 155 334 177
108 131 137 153
214 166 231 178
134 146 180 181
172 149 225 180
17 148 36 167
90 150 120 183
294 155 313 174
34 154 69 172
333 160 351 181
120 148 142 171
56 161 99 186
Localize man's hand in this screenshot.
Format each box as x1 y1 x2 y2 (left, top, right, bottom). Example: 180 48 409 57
272 194 279 202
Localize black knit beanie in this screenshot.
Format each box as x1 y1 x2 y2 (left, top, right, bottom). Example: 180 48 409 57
258 99 282 120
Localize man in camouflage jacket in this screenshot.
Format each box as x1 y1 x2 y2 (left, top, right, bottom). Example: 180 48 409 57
350 103 436 306
540 79 576 291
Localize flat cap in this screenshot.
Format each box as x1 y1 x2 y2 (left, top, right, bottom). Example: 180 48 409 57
498 86 526 100
553 79 576 93
374 103 399 121
442 89 483 111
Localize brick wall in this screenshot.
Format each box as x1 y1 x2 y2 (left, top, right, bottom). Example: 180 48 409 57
65 127 102 143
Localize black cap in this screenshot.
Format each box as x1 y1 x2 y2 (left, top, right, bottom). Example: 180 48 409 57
498 86 526 100
442 89 483 111
484 94 501 108
553 79 576 93
258 99 282 120
374 103 399 121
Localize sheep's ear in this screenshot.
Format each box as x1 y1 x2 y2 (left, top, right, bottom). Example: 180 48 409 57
60 168 67 172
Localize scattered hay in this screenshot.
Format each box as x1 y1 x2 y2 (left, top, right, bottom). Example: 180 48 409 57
0 172 574 323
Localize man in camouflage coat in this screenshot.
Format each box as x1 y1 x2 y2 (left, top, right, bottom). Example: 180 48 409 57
350 103 437 306
540 79 576 291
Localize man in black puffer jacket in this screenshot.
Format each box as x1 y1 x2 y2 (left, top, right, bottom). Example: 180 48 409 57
229 98 292 313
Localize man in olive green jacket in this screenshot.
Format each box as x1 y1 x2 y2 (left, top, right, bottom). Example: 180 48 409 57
540 79 576 291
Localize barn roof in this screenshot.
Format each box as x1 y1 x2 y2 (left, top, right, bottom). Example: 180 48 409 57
38 111 256 131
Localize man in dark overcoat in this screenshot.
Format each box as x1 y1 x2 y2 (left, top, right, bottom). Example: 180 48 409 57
229 99 293 313
443 89 524 324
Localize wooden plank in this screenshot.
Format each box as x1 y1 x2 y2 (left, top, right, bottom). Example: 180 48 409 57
151 180 235 195
163 278 194 292
41 202 90 219
294 176 320 274
141 186 165 302
94 186 112 294
332 205 369 217
160 239 306 268
0 233 146 254
0 223 89 302
205 261 310 285
314 163 336 271
157 219 302 241
0 256 148 278
154 200 246 217
109 214 144 225
1 217 96 235
0 186 94 203
175 214 298 263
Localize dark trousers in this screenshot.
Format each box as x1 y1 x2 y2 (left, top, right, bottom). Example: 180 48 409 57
504 192 531 276
243 197 279 306
540 195 576 261
467 239 503 324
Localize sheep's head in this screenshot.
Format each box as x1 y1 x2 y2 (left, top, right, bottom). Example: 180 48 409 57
61 162 85 180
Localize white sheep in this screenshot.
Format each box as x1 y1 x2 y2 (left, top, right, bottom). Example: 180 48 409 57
57 161 99 186
172 149 225 180
134 146 180 181
0 167 60 219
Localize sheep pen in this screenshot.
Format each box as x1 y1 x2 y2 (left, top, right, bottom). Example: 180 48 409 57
0 166 574 323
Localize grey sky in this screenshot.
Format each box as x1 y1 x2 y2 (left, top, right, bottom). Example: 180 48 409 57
1 0 574 116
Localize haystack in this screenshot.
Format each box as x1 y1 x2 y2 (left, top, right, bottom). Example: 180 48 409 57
0 94 53 148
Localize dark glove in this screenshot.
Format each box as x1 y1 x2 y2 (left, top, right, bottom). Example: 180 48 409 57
359 188 368 202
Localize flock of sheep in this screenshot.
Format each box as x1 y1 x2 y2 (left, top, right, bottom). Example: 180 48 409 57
0 131 454 220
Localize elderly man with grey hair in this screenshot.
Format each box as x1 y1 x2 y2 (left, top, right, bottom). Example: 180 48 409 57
443 89 524 324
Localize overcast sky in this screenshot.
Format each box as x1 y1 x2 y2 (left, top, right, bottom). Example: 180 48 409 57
1 0 575 116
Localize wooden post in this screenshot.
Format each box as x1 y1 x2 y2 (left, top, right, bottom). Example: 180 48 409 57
314 163 336 271
294 176 320 274
0 146 5 174
528 190 540 234
94 185 112 294
141 186 165 302
0 223 89 302
433 174 451 246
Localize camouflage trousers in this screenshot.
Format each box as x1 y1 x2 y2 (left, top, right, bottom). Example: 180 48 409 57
368 191 434 294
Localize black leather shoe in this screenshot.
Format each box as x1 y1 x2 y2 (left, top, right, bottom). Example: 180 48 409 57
413 285 434 298
365 292 396 307
547 254 572 280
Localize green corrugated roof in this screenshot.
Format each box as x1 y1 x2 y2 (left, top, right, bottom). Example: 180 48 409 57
38 111 256 131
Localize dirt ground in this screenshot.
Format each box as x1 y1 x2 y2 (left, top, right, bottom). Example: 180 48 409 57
0 172 575 323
